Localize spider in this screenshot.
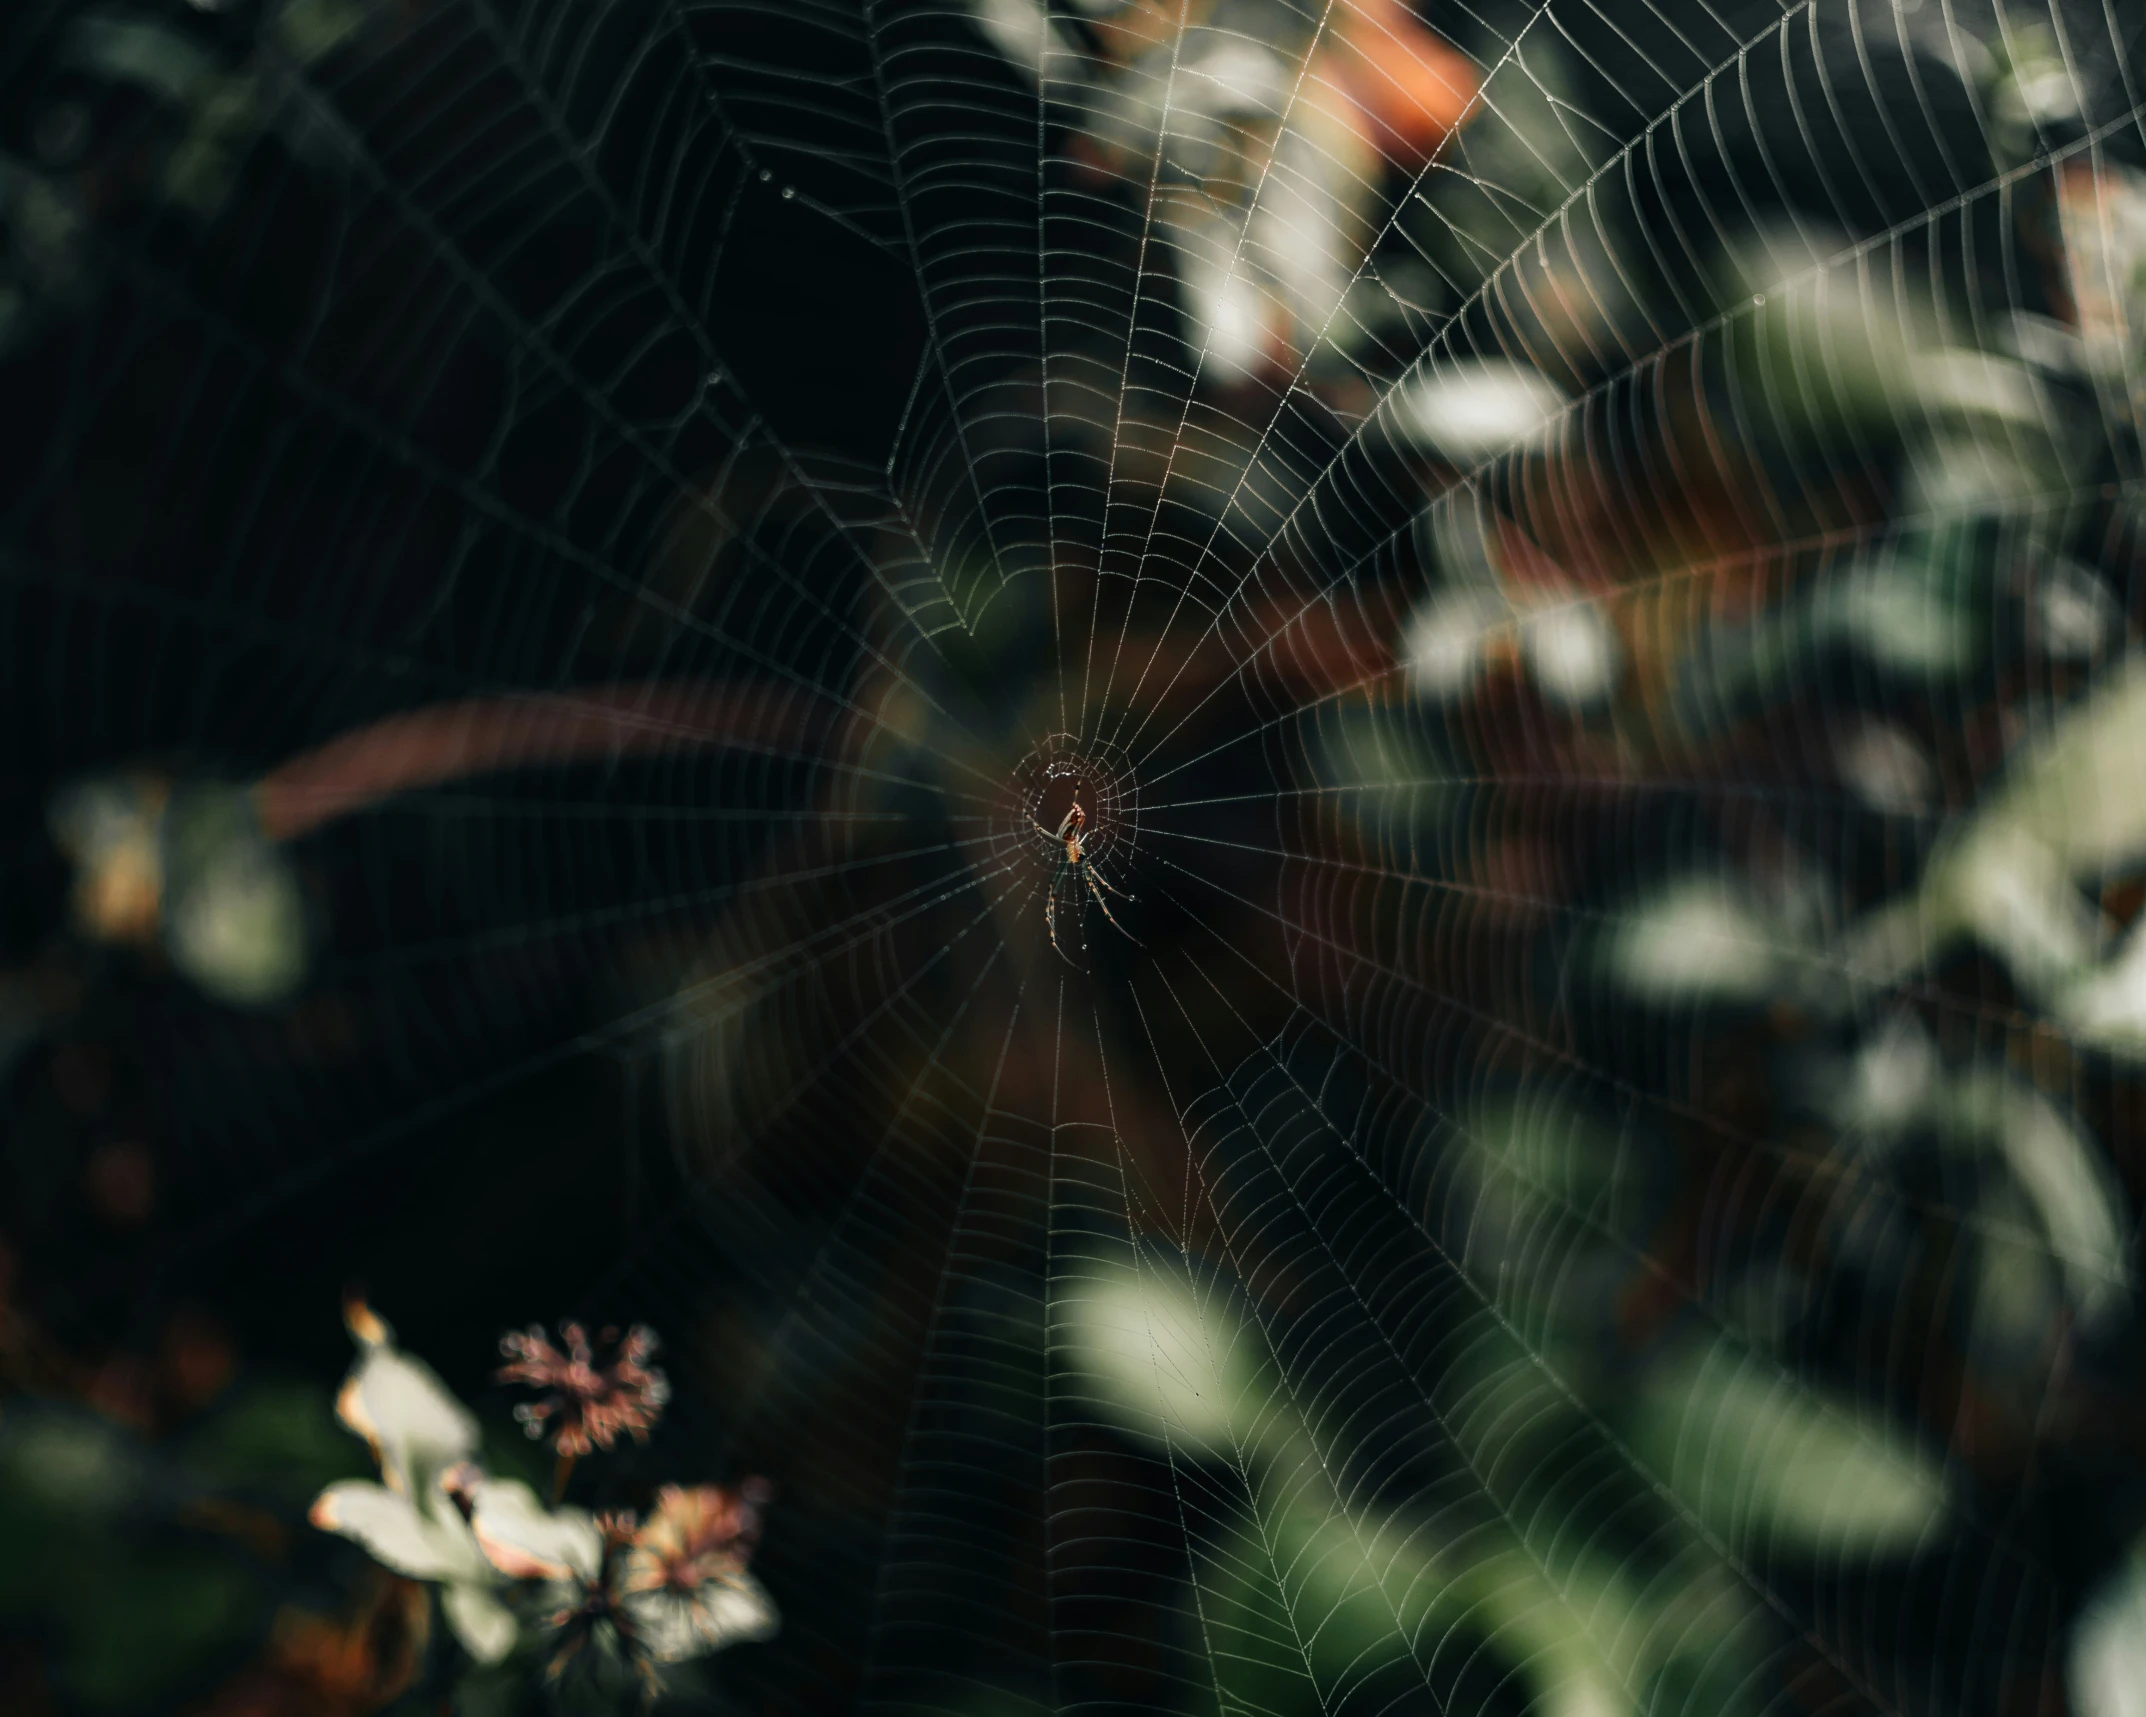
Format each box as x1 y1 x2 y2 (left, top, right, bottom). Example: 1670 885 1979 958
1030 786 1136 960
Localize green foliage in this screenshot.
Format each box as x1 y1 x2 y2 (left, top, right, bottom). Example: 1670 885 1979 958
184 1380 370 1501
0 1408 263 1709
1630 1340 1948 1557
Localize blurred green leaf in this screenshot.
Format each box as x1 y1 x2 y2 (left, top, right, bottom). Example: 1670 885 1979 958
1204 1466 1760 1717
183 1381 368 1501
162 784 309 1007
60 1551 259 1709
1852 654 2146 995
1450 1098 1645 1361
1059 1245 1269 1461
453 1654 539 1717
1318 702 1455 843
0 1407 263 1709
1463 1095 1621 1211
1602 878 1790 1006
277 0 379 65
2062 920 2146 1058
1945 1074 2131 1328
0 1410 142 1526
1633 1340 1948 1556
479 1418 556 1492
1203 1489 1467 1717
2071 1542 2146 1717
1810 554 1979 678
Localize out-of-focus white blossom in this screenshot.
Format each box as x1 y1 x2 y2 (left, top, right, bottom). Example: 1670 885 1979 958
2058 162 2146 429
1606 879 1787 1006
1401 583 1619 710
1834 1010 1938 1141
1391 359 1566 465
49 775 307 1006
1815 556 1978 678
50 775 167 951
1824 1032 2131 1329
1522 600 1619 709
1955 1076 2132 1329
2022 557 2124 663
963 0 1472 383
2062 916 2146 1053
1062 1245 1267 1461
2072 1544 2146 1717
1837 722 1938 815
969 0 1078 82
1848 655 2146 998
161 784 308 1005
1401 589 1503 701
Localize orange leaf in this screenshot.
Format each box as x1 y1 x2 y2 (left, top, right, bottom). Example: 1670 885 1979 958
1334 0 1476 162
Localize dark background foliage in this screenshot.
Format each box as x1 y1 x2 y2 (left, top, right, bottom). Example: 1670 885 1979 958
3 0 2146 1712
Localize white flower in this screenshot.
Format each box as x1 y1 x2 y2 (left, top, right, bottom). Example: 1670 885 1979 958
308 1300 517 1664
1606 878 1785 1005
1521 599 1620 709
463 1478 778 1675
467 1476 605 1586
1392 360 1566 464
309 1301 780 1680
48 773 308 1006
1402 590 1502 701
617 1482 780 1664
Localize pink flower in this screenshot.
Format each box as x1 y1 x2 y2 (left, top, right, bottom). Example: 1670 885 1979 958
462 1477 777 1675
495 1322 669 1457
623 1480 769 1594
618 1481 777 1664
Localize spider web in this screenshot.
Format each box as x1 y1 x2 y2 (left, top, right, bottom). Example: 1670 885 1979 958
5 0 2146 1713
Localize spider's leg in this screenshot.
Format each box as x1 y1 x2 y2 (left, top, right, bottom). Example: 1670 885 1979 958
1041 858 1066 958
1083 862 1140 944
1086 859 1134 902
1030 816 1059 843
